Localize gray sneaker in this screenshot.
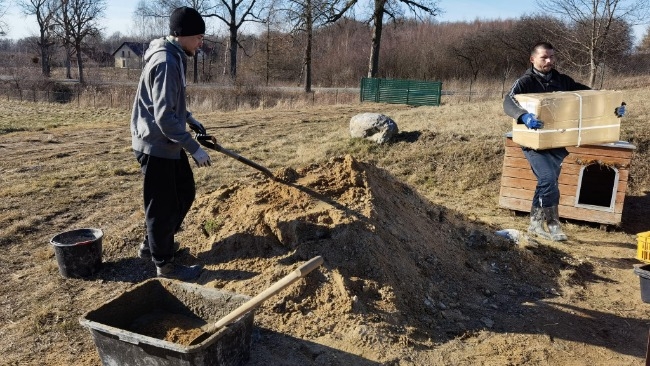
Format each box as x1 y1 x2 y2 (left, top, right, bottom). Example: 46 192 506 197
138 239 181 259
156 262 203 281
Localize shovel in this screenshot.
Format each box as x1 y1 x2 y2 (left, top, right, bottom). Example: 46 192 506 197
196 134 275 179
189 255 324 345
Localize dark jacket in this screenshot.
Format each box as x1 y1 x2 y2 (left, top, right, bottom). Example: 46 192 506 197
503 67 590 123
130 37 200 159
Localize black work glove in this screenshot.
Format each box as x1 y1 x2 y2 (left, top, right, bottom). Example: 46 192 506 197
187 117 207 135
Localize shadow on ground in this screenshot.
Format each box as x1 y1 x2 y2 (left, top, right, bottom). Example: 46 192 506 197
246 327 383 365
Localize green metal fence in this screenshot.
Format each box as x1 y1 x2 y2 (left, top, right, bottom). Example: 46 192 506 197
359 77 442 106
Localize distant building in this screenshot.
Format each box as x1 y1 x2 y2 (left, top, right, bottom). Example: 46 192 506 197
112 42 148 69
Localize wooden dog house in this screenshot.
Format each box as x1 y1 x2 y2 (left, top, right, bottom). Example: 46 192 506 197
499 133 635 226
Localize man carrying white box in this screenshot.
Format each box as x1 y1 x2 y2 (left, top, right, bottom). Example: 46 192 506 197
503 42 626 242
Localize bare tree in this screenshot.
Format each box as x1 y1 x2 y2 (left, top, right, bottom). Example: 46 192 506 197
205 0 265 80
538 0 650 87
281 0 354 92
260 0 283 86
18 0 59 77
0 0 7 36
451 34 483 102
492 16 568 71
364 0 439 78
53 0 106 84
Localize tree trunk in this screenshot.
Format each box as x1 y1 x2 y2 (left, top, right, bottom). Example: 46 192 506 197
65 47 72 79
40 43 51 77
368 0 386 78
469 68 479 102
304 0 313 93
266 21 271 86
588 47 596 88
229 28 238 79
588 17 597 88
39 29 51 78
76 45 84 84
468 79 474 102
223 40 228 76
304 34 312 93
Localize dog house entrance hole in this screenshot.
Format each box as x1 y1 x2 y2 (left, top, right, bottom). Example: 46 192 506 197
576 163 618 210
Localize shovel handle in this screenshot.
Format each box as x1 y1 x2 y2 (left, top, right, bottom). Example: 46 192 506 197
205 256 324 333
217 146 275 178
196 134 275 178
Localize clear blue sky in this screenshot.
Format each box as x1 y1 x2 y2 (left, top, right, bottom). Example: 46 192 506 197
439 0 539 22
3 0 647 43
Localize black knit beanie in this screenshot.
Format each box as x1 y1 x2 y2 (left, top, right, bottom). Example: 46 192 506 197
169 7 205 36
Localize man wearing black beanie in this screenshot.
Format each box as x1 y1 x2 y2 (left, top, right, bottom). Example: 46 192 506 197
130 6 208 281
170 6 206 40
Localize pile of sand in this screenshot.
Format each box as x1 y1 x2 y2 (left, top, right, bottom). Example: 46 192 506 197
186 155 557 351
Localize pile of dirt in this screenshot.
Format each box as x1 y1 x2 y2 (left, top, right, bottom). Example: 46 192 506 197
186 154 560 355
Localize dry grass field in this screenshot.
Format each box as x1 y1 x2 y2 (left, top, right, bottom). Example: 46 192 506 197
1 86 650 365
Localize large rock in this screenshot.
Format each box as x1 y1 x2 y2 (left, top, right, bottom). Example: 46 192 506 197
349 113 398 144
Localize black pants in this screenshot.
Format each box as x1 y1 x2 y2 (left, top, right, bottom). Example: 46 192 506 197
134 150 195 266
522 147 568 208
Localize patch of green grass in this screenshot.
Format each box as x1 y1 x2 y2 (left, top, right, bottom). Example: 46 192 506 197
203 217 224 236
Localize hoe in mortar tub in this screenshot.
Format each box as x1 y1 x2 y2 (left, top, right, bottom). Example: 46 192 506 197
80 256 324 366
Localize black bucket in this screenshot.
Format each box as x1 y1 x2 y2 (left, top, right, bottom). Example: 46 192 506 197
50 228 103 278
634 264 650 303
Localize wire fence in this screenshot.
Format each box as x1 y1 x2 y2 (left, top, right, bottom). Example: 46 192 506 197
0 86 362 112
1 87 133 108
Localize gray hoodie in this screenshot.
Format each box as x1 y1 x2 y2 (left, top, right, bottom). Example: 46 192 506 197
130 37 200 159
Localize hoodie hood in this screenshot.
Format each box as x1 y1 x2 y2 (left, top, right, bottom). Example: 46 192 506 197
143 37 188 83
143 38 167 62
143 37 185 63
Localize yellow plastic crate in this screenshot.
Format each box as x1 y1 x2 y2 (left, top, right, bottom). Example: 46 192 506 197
637 231 650 263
